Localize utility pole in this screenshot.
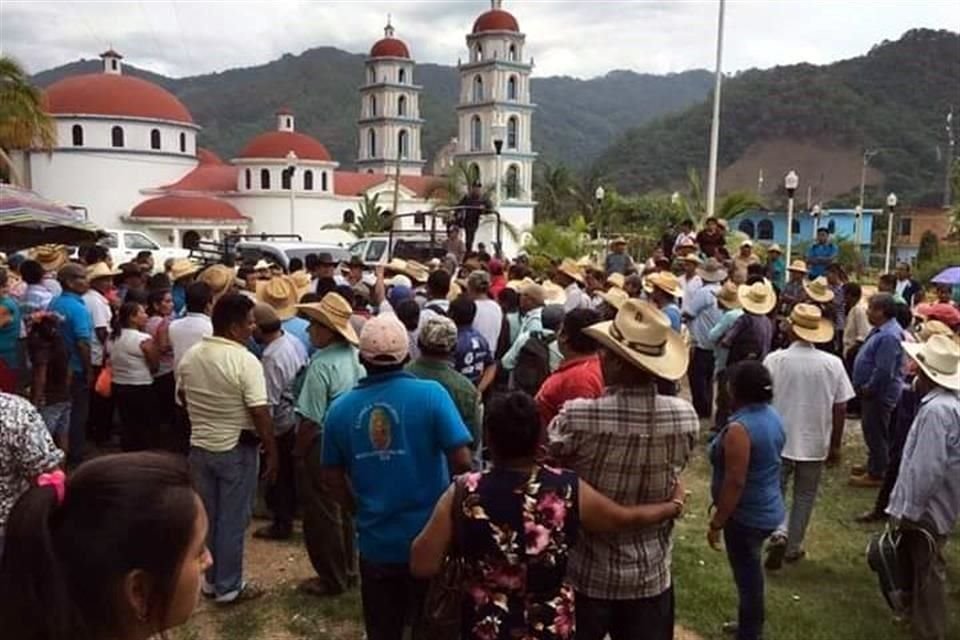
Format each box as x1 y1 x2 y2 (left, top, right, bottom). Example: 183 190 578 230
705 0 725 220
945 108 954 208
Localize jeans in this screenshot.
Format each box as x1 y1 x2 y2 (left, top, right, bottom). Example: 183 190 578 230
724 519 773 640
67 374 90 467
39 401 71 440
264 429 296 532
688 347 716 419
359 557 428 640
860 397 893 478
874 390 918 515
899 523 949 640
87 365 115 446
775 459 824 555
576 586 674 640
190 442 259 599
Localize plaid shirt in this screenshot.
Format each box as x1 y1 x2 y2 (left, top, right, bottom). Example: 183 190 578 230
547 384 698 599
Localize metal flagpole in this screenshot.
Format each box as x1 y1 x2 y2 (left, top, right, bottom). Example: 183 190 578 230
705 0 725 220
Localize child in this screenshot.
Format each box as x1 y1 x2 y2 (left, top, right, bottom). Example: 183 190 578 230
27 311 72 454
449 296 496 393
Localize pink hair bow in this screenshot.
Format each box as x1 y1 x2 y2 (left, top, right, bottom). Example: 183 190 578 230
37 469 66 504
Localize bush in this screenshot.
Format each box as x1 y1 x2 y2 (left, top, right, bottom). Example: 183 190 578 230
915 247 960 283
916 230 939 263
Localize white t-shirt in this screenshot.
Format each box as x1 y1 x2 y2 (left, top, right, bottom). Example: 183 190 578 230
110 329 153 386
473 298 503 352
169 313 213 370
563 283 590 313
679 274 703 316
82 289 112 367
764 342 856 461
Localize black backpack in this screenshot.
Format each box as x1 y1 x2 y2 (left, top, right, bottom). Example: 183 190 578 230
513 332 553 396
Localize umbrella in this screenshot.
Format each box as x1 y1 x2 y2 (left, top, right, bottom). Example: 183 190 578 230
0 184 105 251
930 267 960 286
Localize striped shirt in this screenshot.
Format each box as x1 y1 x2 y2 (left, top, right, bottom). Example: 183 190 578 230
547 384 698 599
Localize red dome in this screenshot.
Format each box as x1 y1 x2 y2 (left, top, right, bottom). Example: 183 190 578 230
370 37 410 59
45 74 193 124
131 195 247 221
472 9 519 33
238 131 331 162
196 148 223 165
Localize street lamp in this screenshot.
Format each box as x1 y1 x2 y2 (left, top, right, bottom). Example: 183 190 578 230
491 119 506 213
884 192 898 273
811 203 822 240
594 186 606 240
784 170 799 264
285 150 298 234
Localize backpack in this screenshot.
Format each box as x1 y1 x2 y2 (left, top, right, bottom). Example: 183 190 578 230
512 331 553 396
727 315 767 366
866 525 910 614
424 302 448 318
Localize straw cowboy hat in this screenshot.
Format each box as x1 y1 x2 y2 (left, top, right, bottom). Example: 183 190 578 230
542 281 567 306
30 244 68 272
917 320 953 342
903 334 959 391
86 262 120 281
609 236 628 247
447 281 463 301
788 303 834 344
506 277 536 292
599 286 628 310
557 258 584 284
738 280 776 315
787 260 808 274
256 276 299 320
697 258 727 283
169 258 200 282
803 276 834 303
198 264 237 300
584 299 689 381
288 270 312 298
680 253 703 265
606 273 626 290
716 281 741 310
385 258 428 283
296 293 359 346
643 271 683 298
767 243 783 255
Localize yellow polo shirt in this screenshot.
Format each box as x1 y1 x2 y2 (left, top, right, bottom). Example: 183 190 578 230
176 336 268 452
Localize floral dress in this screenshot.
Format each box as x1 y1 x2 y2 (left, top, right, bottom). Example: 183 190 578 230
458 465 580 640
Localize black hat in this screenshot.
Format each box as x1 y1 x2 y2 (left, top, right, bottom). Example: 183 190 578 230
317 252 337 265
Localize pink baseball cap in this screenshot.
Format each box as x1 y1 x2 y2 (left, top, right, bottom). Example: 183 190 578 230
359 314 410 365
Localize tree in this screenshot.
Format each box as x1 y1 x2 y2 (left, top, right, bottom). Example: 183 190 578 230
533 161 576 222
425 161 495 209
322 192 390 238
0 55 56 185
672 168 763 227
522 216 597 261
917 229 939 263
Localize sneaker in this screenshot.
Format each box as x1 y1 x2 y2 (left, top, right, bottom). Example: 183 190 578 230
722 621 738 635
849 474 883 488
253 524 292 540
215 581 266 606
764 536 788 571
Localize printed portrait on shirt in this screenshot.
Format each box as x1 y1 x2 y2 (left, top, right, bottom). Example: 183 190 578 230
368 407 392 451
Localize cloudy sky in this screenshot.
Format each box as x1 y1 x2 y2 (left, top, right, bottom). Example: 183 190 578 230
2 1 954 79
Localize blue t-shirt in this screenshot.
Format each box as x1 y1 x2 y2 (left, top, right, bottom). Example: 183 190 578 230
322 371 472 563
172 284 187 316
805 243 837 279
0 296 22 369
48 291 93 374
454 327 493 384
282 315 313 356
662 303 682 332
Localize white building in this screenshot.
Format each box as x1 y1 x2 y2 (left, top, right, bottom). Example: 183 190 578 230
12 2 534 257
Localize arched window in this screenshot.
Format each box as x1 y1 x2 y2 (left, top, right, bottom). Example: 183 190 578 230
398 68 406 84
791 219 800 234
828 220 836 234
368 67 376 83
281 167 292 190
470 116 482 151
111 126 124 148
473 75 483 102
398 130 409 159
468 163 481 185
71 124 83 146
738 219 755 238
321 171 328 191
370 95 377 117
179 132 186 152
507 116 518 149
150 128 161 150
509 44 517 61
182 230 200 250
286 117 292 129
303 170 314 191
244 168 252 190
507 76 518 100
260 168 271 190
343 209 356 224
506 165 520 199
757 219 774 240
397 95 406 116
473 45 482 62
367 129 377 158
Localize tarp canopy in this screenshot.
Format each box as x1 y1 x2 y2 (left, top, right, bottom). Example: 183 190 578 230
0 184 105 251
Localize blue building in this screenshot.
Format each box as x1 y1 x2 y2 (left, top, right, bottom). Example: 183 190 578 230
729 208 877 250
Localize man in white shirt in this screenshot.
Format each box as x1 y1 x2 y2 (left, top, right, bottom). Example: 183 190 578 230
417 269 451 332
678 254 703 316
554 259 589 314
466 270 502 353
169 282 214 370
763 304 855 570
83 263 115 445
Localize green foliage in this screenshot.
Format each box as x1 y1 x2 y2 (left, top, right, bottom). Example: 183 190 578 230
793 235 862 273
916 247 960 283
322 192 389 238
522 216 598 261
917 229 940 263
0 55 56 184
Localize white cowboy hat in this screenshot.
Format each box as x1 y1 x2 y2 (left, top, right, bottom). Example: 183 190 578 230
767 243 783 254
642 271 683 298
296 293 360 346
169 258 200 282
599 286 628 310
803 276 834 303
86 262 120 281
738 280 776 315
697 258 727 283
253 259 272 271
788 303 834 344
903 334 959 391
606 273 626 290
584 299 688 381
542 281 567 306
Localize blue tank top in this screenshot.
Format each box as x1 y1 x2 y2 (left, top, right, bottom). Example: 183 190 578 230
709 403 786 531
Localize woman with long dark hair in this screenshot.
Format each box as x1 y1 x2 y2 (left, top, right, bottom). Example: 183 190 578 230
145 288 176 437
110 302 161 451
708 360 785 640
0 452 212 640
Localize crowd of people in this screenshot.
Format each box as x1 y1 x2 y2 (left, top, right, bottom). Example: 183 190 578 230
0 217 957 640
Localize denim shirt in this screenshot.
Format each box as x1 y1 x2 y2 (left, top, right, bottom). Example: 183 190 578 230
852 318 905 408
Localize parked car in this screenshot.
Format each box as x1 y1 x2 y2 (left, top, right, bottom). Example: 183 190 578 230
234 240 351 271
98 229 191 268
348 233 446 266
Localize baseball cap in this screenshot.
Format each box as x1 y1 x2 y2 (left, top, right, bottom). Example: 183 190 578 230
387 284 413 309
419 316 458 354
359 314 410 365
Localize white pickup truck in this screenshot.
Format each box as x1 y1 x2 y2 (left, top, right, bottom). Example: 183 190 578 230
99 229 191 268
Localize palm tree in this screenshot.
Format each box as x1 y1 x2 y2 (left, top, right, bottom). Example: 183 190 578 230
0 55 56 185
675 168 762 227
716 190 764 221
533 161 575 222
322 192 391 238
523 215 597 260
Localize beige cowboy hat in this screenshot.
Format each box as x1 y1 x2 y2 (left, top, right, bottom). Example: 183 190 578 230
606 273 626 290
385 258 428 283
585 299 689 381
256 276 299 320
506 277 536 292
86 262 120 281
296 293 359 346
767 243 783 254
788 303 834 344
917 320 953 342
557 258 584 284
576 256 596 269
198 264 237 300
447 281 463 301
716 281 741 310
30 244 68 272
903 334 959 391
738 280 776 315
787 260 808 274
288 270 312 298
599 286 628 310
169 258 200 282
609 236 628 247
740 239 754 249
542 281 567 306
680 253 703 266
642 271 683 298
803 276 834 303
697 258 728 283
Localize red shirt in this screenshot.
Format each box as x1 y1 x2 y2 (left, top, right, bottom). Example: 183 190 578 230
489 274 507 301
535 354 605 431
